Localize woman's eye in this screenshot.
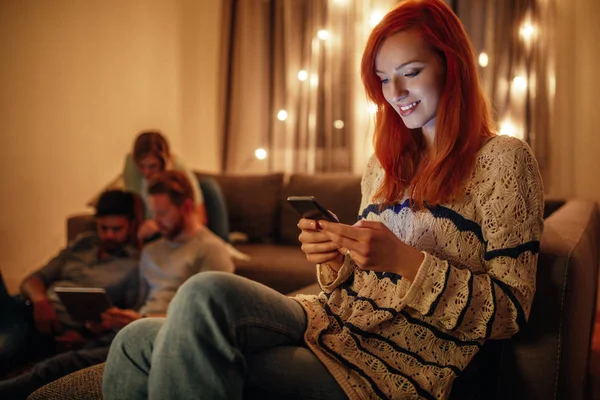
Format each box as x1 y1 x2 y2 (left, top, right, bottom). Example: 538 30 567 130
404 70 421 78
380 78 390 84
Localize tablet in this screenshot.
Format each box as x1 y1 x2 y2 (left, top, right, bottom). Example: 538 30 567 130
54 287 112 322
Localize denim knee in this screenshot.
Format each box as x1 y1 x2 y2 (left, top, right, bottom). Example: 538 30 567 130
111 318 164 355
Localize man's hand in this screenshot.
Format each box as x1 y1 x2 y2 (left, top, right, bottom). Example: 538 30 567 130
137 219 160 242
54 329 86 350
99 307 143 330
32 299 61 335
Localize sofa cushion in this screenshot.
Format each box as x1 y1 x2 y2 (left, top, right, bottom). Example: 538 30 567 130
196 172 284 243
233 244 317 294
279 173 362 245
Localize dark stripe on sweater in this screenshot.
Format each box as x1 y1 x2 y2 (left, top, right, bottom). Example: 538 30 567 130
360 201 485 244
451 270 474 330
360 199 411 220
485 277 497 338
323 304 461 375
336 285 482 348
490 277 526 329
373 271 403 284
425 263 452 317
484 241 540 261
343 326 437 400
425 204 485 242
343 321 462 375
317 331 390 399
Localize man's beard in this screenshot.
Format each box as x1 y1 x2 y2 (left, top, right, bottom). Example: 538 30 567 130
100 240 126 255
161 217 185 240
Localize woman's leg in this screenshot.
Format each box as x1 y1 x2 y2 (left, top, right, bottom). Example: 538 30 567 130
246 346 348 399
147 272 311 399
103 317 164 400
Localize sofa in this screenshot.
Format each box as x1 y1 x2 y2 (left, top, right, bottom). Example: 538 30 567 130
66 172 363 295
30 171 600 400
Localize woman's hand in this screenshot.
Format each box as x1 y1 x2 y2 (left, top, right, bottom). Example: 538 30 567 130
318 219 424 281
298 218 345 270
137 219 160 242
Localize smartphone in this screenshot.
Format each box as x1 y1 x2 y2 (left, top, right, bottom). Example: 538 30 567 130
286 196 339 222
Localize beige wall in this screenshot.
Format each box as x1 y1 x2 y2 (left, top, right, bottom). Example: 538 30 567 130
0 0 222 293
548 0 600 202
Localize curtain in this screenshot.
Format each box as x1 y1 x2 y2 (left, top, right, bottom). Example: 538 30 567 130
220 0 397 175
454 0 554 180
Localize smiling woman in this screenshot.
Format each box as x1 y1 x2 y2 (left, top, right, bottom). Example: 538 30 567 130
102 1 544 399
375 29 446 141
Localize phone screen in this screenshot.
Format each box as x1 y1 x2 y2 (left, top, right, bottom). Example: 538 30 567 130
286 196 339 222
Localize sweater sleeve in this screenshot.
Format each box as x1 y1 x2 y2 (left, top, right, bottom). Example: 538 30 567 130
401 139 544 341
315 154 382 292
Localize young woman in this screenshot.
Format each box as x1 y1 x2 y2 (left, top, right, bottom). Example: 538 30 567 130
123 131 206 242
103 1 543 399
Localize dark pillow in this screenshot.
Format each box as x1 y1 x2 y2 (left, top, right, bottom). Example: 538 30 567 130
199 178 230 242
279 174 362 245
196 172 284 242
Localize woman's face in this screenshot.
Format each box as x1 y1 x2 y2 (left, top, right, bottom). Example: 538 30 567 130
375 29 446 136
137 155 163 180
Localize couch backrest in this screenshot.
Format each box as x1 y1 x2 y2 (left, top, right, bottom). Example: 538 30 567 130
495 199 600 400
196 172 362 245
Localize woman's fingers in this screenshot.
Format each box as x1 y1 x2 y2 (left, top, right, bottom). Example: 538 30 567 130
301 241 340 255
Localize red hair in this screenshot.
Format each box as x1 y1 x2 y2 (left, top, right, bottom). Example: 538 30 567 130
361 0 494 209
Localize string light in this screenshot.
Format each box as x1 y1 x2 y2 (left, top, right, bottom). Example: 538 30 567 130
370 11 385 26
254 148 267 160
297 70 308 81
317 30 330 40
277 110 288 121
512 76 528 93
499 120 519 137
333 120 345 129
519 22 536 42
310 74 319 88
478 52 489 67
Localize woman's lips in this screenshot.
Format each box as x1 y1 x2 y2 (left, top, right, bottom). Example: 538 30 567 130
398 100 420 117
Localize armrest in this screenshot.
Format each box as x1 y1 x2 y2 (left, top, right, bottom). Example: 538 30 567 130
66 213 96 243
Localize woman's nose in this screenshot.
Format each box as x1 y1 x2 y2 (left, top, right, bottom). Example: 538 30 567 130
391 80 409 101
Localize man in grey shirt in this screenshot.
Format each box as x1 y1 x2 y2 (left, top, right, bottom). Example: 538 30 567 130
0 171 234 399
0 190 141 367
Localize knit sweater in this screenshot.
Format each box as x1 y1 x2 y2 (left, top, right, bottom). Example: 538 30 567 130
294 135 544 400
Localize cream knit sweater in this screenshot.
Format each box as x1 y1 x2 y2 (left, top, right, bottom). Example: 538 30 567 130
294 135 544 399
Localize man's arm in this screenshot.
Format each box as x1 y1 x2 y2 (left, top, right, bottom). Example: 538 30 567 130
20 275 61 335
20 245 73 335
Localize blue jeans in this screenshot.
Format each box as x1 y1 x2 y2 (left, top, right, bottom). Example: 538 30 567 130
103 272 347 400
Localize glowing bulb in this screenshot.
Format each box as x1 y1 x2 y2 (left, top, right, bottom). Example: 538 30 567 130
297 70 308 81
254 148 267 160
499 120 518 137
277 110 288 121
478 52 489 67
519 22 536 41
310 74 319 88
368 103 378 115
512 76 528 92
317 30 329 40
370 11 385 26
333 120 345 129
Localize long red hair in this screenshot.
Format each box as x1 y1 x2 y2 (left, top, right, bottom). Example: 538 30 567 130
361 0 494 209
